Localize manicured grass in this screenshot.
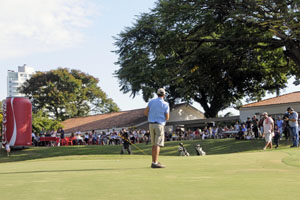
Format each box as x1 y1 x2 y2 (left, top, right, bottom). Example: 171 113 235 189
0 138 292 163
0 139 299 200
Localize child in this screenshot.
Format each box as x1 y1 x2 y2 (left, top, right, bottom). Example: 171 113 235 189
274 124 280 149
5 143 11 157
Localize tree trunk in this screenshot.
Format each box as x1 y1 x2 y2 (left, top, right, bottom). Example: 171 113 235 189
195 95 220 118
284 40 300 68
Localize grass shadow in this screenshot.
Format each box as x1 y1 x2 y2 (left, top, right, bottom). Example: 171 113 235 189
0 139 293 163
0 167 149 175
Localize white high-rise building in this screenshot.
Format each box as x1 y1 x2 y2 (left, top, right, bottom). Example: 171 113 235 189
7 64 35 97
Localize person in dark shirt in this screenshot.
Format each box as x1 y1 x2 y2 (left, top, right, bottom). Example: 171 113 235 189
120 129 132 154
282 112 291 140
252 115 259 139
58 128 65 139
274 124 280 148
144 130 150 145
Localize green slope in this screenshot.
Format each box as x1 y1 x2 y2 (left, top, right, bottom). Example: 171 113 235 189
0 139 293 163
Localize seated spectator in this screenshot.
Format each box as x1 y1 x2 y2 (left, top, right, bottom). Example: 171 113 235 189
234 121 240 132
144 130 150 144
32 132 38 146
45 130 51 137
51 129 56 137
69 133 75 145
194 128 200 140
245 132 253 140
92 130 98 145
76 134 84 145
84 132 89 144
212 127 217 139
236 124 246 140
202 126 209 140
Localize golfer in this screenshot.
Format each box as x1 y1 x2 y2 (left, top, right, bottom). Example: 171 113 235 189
144 88 169 168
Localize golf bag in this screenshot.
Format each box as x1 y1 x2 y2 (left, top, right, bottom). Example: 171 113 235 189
195 144 206 156
178 143 190 156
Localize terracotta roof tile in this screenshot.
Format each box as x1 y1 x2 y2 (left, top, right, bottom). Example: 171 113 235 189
242 91 300 108
62 108 147 133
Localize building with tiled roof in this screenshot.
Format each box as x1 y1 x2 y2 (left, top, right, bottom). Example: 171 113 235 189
62 104 205 133
240 91 300 122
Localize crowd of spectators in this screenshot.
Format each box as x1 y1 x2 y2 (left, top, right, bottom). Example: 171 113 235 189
32 112 300 147
32 128 151 146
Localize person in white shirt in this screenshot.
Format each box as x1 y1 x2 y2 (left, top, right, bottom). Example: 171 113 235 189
262 112 274 150
5 143 11 157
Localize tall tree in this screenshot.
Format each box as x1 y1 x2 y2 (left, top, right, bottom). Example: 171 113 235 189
114 0 297 118
20 68 119 121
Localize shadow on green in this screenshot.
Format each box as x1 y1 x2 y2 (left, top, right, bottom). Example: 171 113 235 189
0 139 292 163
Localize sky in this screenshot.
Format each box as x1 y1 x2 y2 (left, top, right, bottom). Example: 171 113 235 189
1 0 300 115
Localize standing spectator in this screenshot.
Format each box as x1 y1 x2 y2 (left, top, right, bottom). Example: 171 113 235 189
252 115 259 139
286 107 299 147
282 112 290 140
216 126 223 139
274 124 280 149
259 114 265 134
262 112 274 150
56 127 65 145
276 116 283 138
5 143 10 157
57 128 65 139
120 129 132 154
246 117 252 130
144 88 170 168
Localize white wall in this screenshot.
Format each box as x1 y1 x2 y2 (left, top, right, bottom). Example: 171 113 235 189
169 105 205 122
240 102 300 122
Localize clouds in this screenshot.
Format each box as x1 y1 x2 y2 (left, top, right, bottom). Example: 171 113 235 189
0 0 98 60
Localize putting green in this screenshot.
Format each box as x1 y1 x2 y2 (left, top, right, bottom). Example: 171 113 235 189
0 149 299 200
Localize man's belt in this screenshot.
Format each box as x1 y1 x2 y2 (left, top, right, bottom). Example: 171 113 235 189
149 122 159 124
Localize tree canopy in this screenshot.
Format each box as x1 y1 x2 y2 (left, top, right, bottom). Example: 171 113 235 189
114 0 299 117
32 110 62 134
20 68 120 121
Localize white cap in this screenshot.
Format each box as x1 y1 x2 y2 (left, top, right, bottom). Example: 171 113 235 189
157 88 166 95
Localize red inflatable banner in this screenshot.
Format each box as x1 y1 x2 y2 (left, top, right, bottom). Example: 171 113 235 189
2 97 32 147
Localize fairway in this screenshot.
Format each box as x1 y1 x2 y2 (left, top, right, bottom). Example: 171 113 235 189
1 140 300 200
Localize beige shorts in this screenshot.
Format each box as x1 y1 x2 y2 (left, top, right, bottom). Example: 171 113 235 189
264 132 272 142
149 123 165 147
